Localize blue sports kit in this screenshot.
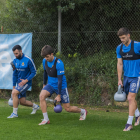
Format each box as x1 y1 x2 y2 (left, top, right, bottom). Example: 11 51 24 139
42 57 69 103
12 53 36 98
116 40 140 94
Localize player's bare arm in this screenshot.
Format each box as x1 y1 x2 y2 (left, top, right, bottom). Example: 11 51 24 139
117 58 123 86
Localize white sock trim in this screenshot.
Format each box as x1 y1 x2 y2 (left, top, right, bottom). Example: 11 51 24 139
80 109 85 114
127 116 134 125
135 108 140 117
43 112 49 121
13 108 18 115
33 103 38 108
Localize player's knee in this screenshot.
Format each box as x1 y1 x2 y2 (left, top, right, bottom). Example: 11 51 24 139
20 101 25 105
127 96 135 103
39 94 46 101
64 107 71 112
12 91 18 97
20 102 23 105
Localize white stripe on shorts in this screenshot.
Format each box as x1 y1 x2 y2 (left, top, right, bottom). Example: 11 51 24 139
65 88 69 102
136 77 140 93
20 84 28 93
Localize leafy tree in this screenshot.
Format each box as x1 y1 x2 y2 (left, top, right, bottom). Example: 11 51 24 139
1 0 140 57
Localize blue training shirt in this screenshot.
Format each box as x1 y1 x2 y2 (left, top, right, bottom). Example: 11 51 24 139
13 53 36 86
116 40 140 77
43 57 67 89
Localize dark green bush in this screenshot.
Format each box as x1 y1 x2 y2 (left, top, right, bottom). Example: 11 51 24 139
36 50 118 106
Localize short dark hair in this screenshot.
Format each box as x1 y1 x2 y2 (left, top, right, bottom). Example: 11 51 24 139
12 45 22 51
41 45 54 57
117 27 130 36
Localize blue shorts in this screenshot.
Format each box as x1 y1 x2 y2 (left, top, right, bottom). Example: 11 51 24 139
15 84 31 99
42 84 70 103
123 76 140 94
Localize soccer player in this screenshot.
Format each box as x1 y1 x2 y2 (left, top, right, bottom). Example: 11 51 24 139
7 45 39 118
38 45 87 125
116 27 140 131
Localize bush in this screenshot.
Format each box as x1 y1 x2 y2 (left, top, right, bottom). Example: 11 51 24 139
36 50 118 106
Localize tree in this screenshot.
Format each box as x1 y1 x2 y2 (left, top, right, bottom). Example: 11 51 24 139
1 0 140 55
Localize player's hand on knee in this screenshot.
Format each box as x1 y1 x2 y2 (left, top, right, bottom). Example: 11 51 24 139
19 79 28 86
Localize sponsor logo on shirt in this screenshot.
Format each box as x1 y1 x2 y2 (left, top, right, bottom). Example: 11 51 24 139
60 71 64 73
17 69 25 71
122 53 133 58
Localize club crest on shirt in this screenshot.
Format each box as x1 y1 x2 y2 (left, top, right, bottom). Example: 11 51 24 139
21 62 25 66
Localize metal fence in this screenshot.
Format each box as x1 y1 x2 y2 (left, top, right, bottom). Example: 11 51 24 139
1 0 140 106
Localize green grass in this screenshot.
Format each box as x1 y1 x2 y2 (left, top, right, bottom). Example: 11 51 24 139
0 99 140 140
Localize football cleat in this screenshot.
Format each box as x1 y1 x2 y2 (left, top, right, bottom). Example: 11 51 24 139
123 124 133 131
38 119 50 125
134 116 140 126
31 105 40 114
79 109 87 120
7 113 18 118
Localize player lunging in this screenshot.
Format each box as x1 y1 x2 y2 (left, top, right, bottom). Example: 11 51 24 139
38 45 87 125
7 45 39 118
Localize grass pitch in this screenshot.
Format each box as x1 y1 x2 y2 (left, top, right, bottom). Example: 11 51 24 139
0 99 140 140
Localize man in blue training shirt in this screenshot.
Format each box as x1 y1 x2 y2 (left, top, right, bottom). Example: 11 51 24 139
116 27 140 131
7 45 39 118
38 45 87 125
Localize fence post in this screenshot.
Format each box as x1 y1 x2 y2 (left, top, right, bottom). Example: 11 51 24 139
58 2 61 53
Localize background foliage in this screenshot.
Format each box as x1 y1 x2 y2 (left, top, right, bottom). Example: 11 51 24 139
1 0 140 106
